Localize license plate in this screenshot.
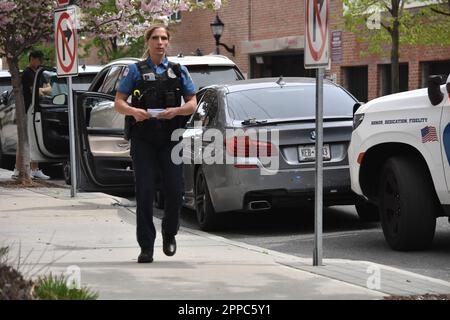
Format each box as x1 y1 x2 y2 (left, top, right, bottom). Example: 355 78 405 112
298 144 331 162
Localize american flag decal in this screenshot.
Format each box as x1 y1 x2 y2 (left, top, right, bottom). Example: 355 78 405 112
421 126 438 143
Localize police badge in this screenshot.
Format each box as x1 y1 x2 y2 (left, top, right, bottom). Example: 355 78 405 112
167 67 177 79
143 73 155 81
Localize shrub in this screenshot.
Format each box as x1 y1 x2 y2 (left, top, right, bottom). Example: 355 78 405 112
33 274 98 300
0 246 98 300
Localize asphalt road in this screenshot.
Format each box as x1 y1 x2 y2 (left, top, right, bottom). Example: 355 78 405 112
156 204 450 283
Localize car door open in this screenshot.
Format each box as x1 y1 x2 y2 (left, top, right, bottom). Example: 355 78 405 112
29 68 71 161
74 91 134 193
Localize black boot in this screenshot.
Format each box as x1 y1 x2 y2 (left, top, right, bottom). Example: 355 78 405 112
162 234 176 256
138 249 153 263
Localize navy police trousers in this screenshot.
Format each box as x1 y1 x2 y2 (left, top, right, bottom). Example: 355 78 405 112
131 135 183 252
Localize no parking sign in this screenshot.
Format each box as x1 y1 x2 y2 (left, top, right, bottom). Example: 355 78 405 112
304 0 329 68
304 0 330 266
54 5 79 198
57 0 70 6
54 6 78 77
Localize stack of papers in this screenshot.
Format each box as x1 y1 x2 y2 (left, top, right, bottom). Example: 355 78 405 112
147 108 165 117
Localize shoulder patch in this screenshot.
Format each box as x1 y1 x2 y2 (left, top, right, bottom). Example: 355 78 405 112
167 67 177 79
184 68 193 81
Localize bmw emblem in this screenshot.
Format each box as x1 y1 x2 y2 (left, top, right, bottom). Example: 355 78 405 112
310 130 316 140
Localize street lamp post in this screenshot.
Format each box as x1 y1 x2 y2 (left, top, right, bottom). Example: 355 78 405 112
210 14 235 56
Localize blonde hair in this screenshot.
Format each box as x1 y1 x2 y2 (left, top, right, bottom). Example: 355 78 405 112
141 25 171 59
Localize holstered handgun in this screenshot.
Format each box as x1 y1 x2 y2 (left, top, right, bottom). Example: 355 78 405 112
124 115 135 141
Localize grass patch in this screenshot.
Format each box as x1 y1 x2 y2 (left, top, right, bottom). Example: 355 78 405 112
34 274 98 300
1 246 98 300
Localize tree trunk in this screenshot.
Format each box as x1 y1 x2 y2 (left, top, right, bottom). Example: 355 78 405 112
390 1 400 94
7 57 32 184
111 37 118 54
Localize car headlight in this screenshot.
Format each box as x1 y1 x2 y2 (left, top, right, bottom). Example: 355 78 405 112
353 113 364 130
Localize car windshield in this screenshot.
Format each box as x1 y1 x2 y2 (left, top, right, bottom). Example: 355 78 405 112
0 76 11 94
226 84 356 121
186 66 243 90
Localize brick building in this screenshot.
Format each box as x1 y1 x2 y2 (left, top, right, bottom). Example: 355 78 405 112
167 0 450 102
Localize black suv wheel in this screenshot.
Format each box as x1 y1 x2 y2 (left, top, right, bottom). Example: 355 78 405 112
379 156 437 250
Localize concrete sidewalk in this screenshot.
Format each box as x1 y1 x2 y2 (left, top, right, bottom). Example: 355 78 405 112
1 168 449 299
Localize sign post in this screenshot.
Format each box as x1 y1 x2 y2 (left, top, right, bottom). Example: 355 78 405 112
54 5 78 197
304 0 329 266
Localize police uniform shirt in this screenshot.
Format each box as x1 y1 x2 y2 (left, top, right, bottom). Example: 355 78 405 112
117 57 196 99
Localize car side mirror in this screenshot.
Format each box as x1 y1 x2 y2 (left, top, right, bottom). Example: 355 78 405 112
52 93 67 105
428 75 445 106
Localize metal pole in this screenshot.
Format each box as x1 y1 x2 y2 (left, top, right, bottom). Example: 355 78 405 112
67 76 77 197
313 67 324 266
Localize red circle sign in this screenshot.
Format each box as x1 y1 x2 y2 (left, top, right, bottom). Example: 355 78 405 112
306 0 329 62
56 12 77 73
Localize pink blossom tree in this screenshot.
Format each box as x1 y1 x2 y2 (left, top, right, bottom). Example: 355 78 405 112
0 0 55 183
79 0 223 62
0 0 222 184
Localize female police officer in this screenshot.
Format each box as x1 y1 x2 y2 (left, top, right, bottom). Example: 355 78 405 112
115 26 197 263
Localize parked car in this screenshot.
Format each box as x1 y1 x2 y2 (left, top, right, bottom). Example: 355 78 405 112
180 78 362 229
348 74 450 250
74 74 363 230
30 55 245 185
0 70 12 166
0 65 102 168
167 54 245 89
0 70 12 97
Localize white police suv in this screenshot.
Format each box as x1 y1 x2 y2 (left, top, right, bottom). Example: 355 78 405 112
348 75 450 251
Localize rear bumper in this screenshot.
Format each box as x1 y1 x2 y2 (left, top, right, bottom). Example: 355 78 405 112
243 188 356 209
205 165 354 212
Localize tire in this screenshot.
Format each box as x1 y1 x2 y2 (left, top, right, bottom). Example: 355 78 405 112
378 156 437 251
195 168 222 231
62 161 71 185
355 197 380 222
154 190 165 210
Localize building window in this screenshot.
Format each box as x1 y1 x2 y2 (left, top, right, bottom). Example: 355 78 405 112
378 63 408 96
170 11 182 22
342 66 368 102
420 60 450 88
250 52 315 79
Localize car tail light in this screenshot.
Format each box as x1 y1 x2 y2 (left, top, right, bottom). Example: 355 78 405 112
225 136 276 157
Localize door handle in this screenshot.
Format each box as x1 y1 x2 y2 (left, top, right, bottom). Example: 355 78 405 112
117 143 130 149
